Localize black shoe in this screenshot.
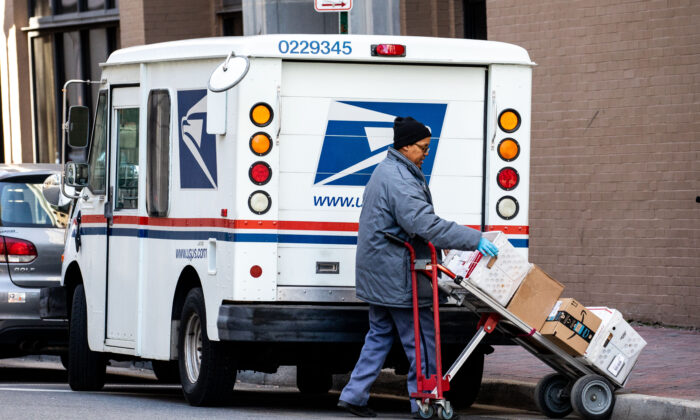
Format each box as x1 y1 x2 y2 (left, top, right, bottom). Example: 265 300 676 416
338 400 377 417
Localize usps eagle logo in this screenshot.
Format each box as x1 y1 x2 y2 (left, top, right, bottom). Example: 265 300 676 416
314 101 448 186
178 89 218 189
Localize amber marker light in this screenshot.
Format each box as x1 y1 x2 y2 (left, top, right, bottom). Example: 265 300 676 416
498 138 520 161
250 132 272 155
250 103 273 127
498 109 521 133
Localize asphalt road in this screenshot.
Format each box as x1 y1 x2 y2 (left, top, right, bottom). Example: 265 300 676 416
0 361 554 420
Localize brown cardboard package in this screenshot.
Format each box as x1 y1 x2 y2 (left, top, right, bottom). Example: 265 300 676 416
540 298 602 356
506 265 564 330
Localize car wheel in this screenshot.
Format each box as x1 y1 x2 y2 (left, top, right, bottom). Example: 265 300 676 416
68 284 106 391
178 288 236 406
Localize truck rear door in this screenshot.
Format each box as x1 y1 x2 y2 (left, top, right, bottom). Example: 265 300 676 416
277 61 486 295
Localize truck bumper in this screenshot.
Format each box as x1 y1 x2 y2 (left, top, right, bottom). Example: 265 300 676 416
217 303 511 345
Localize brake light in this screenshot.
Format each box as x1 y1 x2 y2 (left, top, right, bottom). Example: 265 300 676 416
249 162 272 185
372 44 406 57
497 167 519 190
0 236 37 263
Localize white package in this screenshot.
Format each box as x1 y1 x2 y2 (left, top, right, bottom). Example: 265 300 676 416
580 307 647 386
444 231 531 306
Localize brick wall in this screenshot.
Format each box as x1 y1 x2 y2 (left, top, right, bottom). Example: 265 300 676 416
487 0 700 327
120 0 216 48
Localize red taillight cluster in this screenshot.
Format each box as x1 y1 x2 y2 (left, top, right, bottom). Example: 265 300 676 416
495 109 522 220
0 236 37 263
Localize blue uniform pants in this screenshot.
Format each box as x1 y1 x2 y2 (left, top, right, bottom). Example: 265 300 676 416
339 304 436 413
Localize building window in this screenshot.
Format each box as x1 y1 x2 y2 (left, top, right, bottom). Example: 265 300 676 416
219 0 243 36
463 0 486 40
146 90 171 217
27 1 119 163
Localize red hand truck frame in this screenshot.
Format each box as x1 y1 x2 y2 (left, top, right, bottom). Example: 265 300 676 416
384 232 498 420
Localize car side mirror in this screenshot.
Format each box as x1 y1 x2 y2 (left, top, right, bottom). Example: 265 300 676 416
65 162 89 188
67 105 89 148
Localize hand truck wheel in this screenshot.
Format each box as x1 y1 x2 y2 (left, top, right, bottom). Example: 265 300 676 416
417 402 435 419
437 401 454 420
535 373 573 418
570 374 615 420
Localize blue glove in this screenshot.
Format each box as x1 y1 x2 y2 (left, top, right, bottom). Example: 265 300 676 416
477 237 499 257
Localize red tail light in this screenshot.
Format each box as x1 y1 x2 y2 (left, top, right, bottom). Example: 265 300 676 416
249 162 272 185
497 167 519 190
0 236 37 263
372 44 406 57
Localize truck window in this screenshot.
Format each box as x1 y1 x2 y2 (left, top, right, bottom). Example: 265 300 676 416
115 108 139 210
87 90 108 194
146 90 170 217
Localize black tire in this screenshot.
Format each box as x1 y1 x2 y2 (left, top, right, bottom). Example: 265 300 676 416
570 374 615 420
296 365 333 395
178 288 236 406
535 373 573 418
152 360 180 383
68 284 106 391
443 352 483 409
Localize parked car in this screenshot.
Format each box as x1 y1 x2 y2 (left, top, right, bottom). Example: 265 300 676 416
0 164 68 359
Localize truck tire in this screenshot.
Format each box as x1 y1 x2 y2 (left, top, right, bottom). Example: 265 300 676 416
443 351 483 409
68 284 106 391
296 365 333 395
179 288 236 406
152 360 180 383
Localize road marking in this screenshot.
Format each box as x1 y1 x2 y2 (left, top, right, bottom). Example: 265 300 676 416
0 387 72 393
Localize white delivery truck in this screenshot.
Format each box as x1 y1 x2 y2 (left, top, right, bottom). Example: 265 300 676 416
52 34 533 407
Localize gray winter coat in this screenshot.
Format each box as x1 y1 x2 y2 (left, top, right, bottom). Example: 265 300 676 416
355 147 482 308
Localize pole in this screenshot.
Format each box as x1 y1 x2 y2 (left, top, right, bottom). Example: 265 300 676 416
339 11 348 34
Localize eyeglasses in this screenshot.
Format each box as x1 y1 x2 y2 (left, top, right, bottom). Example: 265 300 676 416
413 143 430 154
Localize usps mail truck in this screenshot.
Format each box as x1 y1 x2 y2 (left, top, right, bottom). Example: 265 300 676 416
55 35 533 406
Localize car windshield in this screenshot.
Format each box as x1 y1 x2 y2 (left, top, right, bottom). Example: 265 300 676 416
0 182 67 228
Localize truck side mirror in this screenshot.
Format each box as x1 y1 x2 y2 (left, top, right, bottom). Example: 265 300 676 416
65 162 89 188
67 105 89 148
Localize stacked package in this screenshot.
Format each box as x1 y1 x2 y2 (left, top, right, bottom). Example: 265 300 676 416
444 231 646 385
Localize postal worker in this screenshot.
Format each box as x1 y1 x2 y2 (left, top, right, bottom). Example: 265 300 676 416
338 116 499 418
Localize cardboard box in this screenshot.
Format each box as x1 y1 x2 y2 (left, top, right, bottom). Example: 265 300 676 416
444 231 531 306
541 298 602 356
580 307 647 386
506 265 564 330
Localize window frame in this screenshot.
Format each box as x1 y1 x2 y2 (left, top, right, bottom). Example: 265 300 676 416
145 89 172 217
87 89 108 194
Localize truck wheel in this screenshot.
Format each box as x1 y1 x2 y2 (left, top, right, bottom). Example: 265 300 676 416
296 365 333 395
444 352 483 409
152 360 180 383
179 288 236 406
68 284 106 391
535 373 573 418
570 374 615 420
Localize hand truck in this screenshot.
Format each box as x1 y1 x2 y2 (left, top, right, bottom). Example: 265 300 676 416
386 233 622 420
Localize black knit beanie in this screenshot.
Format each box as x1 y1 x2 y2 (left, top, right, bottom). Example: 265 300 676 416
393 116 431 149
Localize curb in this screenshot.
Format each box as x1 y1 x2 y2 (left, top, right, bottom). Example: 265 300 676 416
474 379 700 420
